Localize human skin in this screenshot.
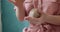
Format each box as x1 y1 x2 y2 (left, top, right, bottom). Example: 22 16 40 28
9 0 60 25
9 0 25 21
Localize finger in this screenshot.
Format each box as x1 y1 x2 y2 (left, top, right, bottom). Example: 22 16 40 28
24 16 39 23
24 16 30 20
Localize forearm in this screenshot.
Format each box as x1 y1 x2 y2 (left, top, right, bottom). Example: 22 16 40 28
43 15 60 25
16 1 25 21
42 2 60 25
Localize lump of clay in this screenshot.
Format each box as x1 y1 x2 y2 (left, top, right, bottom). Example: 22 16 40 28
29 8 41 18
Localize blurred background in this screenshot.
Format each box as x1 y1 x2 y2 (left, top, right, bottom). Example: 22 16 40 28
1 0 29 32
0 0 2 32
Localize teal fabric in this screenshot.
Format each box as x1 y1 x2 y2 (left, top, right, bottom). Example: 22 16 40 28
1 0 29 32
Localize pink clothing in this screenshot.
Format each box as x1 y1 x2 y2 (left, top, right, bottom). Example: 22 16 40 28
23 23 60 32
23 0 60 32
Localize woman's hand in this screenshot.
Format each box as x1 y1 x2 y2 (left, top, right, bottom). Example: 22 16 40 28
24 11 46 24
25 10 60 25
25 8 60 25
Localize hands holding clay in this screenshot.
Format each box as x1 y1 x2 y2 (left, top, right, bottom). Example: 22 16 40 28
9 0 60 25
